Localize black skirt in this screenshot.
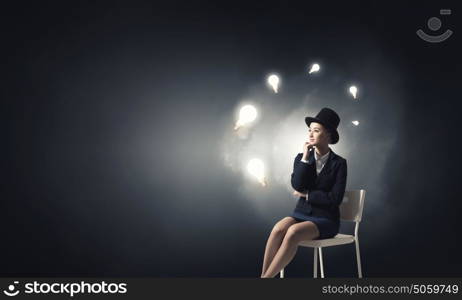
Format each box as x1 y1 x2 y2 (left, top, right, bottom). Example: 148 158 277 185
291 208 340 240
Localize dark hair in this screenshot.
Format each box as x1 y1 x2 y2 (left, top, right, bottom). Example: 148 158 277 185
326 128 336 144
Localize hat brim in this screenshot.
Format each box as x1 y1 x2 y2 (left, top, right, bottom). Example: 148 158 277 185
305 117 339 144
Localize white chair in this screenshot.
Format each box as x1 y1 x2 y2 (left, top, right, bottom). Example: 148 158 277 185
280 189 366 278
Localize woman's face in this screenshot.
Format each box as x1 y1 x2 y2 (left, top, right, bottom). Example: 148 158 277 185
308 122 331 146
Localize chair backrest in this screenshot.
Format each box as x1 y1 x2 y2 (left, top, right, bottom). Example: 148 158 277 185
339 190 366 222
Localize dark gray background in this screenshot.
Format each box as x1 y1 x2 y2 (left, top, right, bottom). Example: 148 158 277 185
2 0 461 277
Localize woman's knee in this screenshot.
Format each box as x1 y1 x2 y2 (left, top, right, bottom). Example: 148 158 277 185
271 224 286 237
285 225 301 242
271 217 295 236
286 223 318 242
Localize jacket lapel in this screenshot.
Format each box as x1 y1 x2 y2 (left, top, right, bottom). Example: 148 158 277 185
315 149 337 183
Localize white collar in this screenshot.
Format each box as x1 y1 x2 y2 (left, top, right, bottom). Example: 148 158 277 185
314 149 330 163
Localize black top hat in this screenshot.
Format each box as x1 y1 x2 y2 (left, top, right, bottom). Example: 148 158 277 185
305 107 340 144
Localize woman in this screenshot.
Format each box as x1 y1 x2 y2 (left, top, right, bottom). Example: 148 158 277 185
261 107 347 278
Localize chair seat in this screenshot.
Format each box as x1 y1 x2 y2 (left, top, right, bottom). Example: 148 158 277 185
299 233 355 248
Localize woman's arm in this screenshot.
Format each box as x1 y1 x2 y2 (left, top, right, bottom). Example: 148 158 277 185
293 190 307 197
290 153 317 193
307 159 347 206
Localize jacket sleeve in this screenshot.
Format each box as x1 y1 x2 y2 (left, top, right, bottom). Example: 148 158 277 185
308 159 347 206
290 153 317 193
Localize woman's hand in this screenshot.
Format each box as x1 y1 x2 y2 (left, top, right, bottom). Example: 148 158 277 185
293 190 307 198
302 141 314 160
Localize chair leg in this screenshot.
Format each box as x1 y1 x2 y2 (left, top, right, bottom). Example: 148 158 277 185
319 247 325 278
355 239 363 278
313 247 318 278
280 268 284 278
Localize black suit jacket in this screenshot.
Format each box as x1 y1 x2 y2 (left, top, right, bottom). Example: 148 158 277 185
291 148 347 221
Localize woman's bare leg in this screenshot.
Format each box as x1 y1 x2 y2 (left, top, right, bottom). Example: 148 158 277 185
262 221 320 278
261 217 297 277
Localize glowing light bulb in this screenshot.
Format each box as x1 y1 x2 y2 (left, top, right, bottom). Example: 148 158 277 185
247 158 267 187
352 120 360 126
308 63 320 74
234 105 257 130
267 74 280 93
349 86 358 99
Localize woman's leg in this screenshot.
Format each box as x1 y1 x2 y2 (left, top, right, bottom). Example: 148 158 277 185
262 221 320 278
261 217 297 277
